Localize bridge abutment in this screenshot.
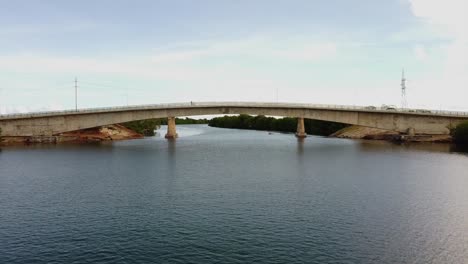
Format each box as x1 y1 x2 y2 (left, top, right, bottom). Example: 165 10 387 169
165 117 178 139
296 117 307 138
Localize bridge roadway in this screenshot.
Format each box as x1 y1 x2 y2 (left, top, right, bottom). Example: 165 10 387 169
1 102 468 138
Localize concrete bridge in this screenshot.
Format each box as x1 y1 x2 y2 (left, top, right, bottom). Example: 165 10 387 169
1 102 468 139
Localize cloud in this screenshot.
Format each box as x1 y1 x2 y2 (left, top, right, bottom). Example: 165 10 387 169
149 37 338 64
409 0 468 38
0 37 338 79
413 45 428 60
264 43 337 61
408 0 468 56
0 22 97 36
0 53 213 81
0 37 343 113
407 0 468 109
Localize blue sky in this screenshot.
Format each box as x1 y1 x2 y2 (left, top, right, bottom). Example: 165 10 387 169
0 0 467 113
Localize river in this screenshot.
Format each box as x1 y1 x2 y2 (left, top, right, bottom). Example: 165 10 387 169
1 125 467 263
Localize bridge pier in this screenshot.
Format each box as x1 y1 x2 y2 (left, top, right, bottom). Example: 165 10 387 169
407 127 416 136
165 117 178 139
296 117 307 138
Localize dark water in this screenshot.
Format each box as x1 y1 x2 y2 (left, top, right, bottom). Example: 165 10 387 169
1 125 468 264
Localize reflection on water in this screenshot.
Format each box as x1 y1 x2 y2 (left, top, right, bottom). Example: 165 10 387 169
450 143 468 154
357 138 468 156
159 125 206 138
1 125 468 264
296 136 306 155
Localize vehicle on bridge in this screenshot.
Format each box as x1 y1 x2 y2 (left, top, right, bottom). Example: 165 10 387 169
381 105 397 111
364 106 377 110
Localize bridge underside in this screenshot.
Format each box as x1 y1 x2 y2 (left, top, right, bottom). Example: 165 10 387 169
0 106 466 137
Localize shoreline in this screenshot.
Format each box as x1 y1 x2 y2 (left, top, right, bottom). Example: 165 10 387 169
0 124 143 146
330 125 452 143
0 124 456 146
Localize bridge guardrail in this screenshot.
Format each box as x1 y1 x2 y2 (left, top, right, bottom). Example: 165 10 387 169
1 102 468 119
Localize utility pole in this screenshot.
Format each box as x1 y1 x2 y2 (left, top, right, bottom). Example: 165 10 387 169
401 69 407 109
75 77 78 111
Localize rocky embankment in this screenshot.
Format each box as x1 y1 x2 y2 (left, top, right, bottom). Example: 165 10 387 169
0 124 143 145
331 125 452 143
59 124 143 142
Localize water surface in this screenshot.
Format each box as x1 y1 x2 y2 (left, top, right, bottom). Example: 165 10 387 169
1 125 467 263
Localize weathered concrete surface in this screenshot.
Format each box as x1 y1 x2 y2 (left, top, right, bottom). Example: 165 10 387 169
331 126 399 140
296 117 307 138
59 124 143 142
1 102 467 137
331 125 452 142
165 117 178 139
0 124 143 145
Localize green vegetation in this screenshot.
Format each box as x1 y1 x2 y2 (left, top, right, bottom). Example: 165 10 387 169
452 121 468 144
121 119 162 136
161 117 209 125
208 114 348 136
121 117 209 136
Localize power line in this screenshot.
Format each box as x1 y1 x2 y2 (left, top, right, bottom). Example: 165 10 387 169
79 81 119 89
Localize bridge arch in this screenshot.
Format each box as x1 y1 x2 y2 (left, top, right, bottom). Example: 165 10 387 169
1 102 467 137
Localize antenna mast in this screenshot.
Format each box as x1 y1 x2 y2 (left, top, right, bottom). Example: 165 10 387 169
401 69 407 108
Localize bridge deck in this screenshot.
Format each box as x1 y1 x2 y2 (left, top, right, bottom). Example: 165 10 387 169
1 102 468 120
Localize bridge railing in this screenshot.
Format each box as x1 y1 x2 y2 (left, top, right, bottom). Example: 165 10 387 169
1 102 468 119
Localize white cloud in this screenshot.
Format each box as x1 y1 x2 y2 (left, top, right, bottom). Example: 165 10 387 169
408 0 468 109
0 54 214 81
0 37 343 113
149 37 338 64
413 45 428 60
0 37 338 80
409 0 468 38
266 43 337 61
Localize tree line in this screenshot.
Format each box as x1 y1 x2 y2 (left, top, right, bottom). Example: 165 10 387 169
121 117 209 136
452 121 468 145
208 114 349 136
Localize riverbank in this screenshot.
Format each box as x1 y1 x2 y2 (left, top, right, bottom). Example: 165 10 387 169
0 117 461 145
0 124 143 145
208 115 454 143
0 117 211 145
331 125 452 143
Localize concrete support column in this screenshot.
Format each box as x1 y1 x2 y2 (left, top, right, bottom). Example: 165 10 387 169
296 117 307 138
407 127 416 136
165 117 178 139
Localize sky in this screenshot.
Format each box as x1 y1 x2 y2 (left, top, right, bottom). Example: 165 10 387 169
0 0 467 113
